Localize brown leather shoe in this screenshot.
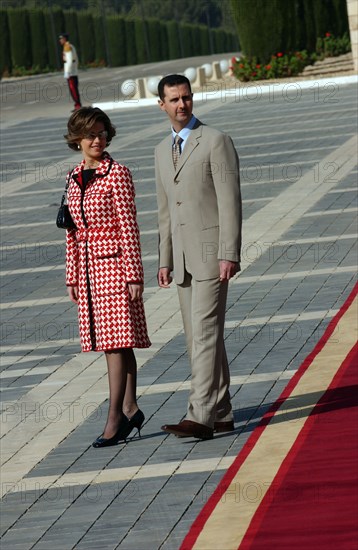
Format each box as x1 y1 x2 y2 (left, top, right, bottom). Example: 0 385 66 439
161 420 213 440
214 420 235 433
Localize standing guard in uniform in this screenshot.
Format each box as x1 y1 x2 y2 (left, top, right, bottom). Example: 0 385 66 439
59 33 82 111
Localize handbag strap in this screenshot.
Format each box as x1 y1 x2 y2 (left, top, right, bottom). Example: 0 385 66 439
60 169 75 206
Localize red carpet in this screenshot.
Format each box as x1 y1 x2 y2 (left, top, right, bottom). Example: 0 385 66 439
240 343 358 550
181 282 358 550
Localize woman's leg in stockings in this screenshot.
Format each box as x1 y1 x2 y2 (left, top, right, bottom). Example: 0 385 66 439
102 349 139 438
122 348 139 420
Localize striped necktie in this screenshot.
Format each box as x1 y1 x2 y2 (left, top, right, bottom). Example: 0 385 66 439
172 135 183 169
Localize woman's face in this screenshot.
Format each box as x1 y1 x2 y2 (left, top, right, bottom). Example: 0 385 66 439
79 121 107 166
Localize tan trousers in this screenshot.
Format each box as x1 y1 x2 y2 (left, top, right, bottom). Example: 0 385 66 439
176 268 233 428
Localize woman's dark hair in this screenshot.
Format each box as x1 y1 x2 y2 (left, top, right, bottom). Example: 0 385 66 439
158 74 192 101
64 106 116 151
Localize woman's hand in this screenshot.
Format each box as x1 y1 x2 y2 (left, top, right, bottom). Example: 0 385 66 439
67 285 78 304
128 283 144 301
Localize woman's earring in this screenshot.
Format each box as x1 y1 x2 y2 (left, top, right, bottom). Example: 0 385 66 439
77 144 81 150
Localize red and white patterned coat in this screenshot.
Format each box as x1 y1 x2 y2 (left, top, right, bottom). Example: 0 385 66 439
65 152 151 352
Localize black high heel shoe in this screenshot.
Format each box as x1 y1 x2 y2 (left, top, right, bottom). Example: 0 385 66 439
123 409 145 439
92 416 129 448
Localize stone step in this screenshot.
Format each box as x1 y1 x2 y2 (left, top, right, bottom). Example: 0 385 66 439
311 52 352 67
302 62 354 75
301 52 354 76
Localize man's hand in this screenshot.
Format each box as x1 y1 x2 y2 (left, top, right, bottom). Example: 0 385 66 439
67 285 78 303
158 267 173 288
219 260 238 281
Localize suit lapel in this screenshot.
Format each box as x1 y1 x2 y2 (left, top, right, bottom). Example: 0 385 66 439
159 120 203 178
160 135 175 177
175 123 203 175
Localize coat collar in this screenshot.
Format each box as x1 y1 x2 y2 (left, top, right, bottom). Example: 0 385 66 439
71 151 113 180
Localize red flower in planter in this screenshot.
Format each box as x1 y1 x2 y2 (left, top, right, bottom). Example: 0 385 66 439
239 63 244 68
256 64 261 69
265 65 272 70
252 72 257 76
277 52 283 57
325 32 331 37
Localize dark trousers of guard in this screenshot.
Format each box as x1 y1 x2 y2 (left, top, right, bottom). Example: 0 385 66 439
67 76 81 110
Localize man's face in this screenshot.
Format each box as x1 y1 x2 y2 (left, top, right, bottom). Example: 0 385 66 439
158 83 193 132
59 37 66 46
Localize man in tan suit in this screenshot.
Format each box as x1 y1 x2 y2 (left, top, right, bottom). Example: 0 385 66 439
155 74 242 440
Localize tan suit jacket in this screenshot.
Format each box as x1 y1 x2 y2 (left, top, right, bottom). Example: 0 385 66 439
155 119 242 284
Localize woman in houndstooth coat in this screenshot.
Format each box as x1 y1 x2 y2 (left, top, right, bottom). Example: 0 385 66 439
64 107 150 448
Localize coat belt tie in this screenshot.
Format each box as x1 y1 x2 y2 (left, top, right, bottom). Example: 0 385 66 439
75 225 119 243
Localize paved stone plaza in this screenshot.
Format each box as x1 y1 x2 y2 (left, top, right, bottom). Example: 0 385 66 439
1 69 357 549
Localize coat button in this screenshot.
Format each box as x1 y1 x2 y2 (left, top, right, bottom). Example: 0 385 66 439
176 201 182 206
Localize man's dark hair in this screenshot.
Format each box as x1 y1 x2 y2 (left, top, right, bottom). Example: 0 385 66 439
158 74 192 101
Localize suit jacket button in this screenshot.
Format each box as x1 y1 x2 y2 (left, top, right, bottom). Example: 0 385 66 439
176 201 181 206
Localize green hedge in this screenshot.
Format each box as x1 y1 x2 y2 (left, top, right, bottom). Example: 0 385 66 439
199 26 211 56
303 0 317 52
0 9 12 76
213 28 224 54
167 20 181 60
332 0 349 37
226 31 237 53
232 0 350 63
92 15 107 64
160 21 169 62
44 7 64 70
147 18 162 62
8 8 32 69
233 0 287 62
29 9 48 70
134 18 148 64
1 6 239 76
107 16 126 67
77 11 95 64
125 19 137 66
181 23 195 58
63 10 80 57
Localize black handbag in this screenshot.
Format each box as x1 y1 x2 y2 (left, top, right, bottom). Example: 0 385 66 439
56 174 77 230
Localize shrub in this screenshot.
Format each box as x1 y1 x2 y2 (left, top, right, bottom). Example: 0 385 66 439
160 21 169 62
134 18 148 64
316 32 351 58
77 11 95 65
147 18 162 62
181 23 194 58
231 50 315 81
199 26 210 55
125 19 137 66
231 31 350 83
232 0 287 63
167 20 181 59
63 10 80 57
92 14 107 65
0 9 12 76
231 0 349 62
28 9 48 70
8 8 32 69
43 7 64 70
107 16 126 67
